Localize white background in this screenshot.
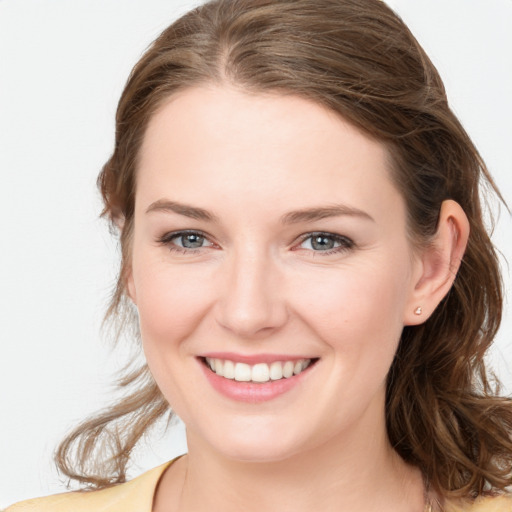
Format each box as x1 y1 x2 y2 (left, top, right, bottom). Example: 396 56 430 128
0 0 511 507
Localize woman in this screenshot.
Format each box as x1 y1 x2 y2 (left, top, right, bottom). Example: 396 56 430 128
6 0 512 510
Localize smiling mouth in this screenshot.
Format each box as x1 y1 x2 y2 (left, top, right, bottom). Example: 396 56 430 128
201 357 319 383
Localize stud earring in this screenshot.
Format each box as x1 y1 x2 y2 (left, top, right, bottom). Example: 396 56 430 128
414 306 423 316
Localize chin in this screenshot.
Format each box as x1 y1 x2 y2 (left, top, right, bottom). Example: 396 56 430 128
201 421 314 464
221 444 301 464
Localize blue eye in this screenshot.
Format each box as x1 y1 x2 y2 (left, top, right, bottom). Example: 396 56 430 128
157 230 353 256
158 230 213 253
299 232 354 254
174 233 207 249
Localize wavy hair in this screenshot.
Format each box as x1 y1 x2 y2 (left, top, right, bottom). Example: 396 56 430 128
56 0 512 500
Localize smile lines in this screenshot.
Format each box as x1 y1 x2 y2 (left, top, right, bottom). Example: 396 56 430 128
204 357 315 383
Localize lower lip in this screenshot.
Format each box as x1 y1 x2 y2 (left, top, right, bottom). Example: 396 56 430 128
198 359 316 403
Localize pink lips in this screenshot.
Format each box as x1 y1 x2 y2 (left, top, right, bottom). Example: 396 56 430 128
197 353 317 403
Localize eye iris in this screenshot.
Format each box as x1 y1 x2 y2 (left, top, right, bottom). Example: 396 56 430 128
311 235 336 250
181 233 204 248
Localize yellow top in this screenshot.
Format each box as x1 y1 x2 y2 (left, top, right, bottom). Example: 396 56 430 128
445 497 512 512
5 460 512 512
5 460 173 512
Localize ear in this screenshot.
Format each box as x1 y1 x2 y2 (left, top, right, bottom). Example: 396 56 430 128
404 200 469 325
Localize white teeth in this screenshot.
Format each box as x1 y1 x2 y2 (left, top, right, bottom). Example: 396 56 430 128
234 362 252 382
251 363 270 382
283 361 294 378
269 361 283 380
204 357 314 382
223 359 235 379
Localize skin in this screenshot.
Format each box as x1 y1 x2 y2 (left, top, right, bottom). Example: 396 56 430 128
127 85 469 512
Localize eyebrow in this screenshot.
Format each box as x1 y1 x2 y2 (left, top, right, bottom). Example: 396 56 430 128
280 204 375 224
145 199 374 224
146 200 219 222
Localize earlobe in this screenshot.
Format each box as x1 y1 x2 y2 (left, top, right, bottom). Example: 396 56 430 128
404 200 470 326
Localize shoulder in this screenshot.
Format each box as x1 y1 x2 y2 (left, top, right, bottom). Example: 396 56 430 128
4 461 173 512
446 495 512 512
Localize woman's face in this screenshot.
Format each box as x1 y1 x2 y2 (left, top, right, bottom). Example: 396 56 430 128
129 85 423 461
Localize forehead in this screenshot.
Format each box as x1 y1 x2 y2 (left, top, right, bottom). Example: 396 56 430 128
137 85 404 225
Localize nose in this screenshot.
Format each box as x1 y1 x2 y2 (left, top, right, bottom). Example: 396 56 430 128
215 248 288 339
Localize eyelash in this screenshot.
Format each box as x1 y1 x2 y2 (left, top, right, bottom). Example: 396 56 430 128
157 230 214 255
156 230 355 256
295 232 354 255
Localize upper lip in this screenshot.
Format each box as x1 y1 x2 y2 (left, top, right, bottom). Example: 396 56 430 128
199 352 318 365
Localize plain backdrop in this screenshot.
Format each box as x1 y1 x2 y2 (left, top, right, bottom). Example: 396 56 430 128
1 0 511 506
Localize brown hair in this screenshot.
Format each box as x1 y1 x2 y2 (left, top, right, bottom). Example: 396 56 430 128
56 0 512 500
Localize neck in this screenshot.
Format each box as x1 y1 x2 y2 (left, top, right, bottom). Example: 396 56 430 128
154 394 426 512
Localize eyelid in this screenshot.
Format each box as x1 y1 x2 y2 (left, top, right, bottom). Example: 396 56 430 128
296 231 353 244
157 229 216 250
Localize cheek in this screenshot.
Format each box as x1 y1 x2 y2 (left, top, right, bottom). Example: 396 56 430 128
133 260 216 351
133 263 216 413
286 261 410 424
288 259 410 353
